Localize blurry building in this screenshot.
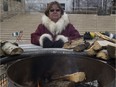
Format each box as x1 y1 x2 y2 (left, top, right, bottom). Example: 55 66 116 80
25 0 73 12
111 0 116 14
25 0 114 15
0 0 115 21
0 0 25 21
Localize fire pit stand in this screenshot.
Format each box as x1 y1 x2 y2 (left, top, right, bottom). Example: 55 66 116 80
0 48 115 87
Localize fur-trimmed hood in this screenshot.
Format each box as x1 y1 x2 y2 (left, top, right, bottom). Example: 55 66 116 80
41 13 70 35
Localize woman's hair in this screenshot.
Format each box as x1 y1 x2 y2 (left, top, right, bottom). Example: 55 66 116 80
44 1 64 16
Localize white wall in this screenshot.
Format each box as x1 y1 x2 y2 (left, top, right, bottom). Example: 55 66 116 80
25 0 73 12
65 0 73 12
44 0 73 12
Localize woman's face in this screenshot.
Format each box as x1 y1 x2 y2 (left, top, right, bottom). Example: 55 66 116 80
48 4 61 22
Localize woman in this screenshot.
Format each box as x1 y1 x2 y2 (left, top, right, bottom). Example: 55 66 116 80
31 1 81 48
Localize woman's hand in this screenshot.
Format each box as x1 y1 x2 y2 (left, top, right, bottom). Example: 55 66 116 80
39 34 53 48
53 35 68 48
55 35 68 43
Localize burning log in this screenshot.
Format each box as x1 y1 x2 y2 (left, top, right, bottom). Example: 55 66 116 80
64 72 86 83
52 72 86 83
44 81 75 87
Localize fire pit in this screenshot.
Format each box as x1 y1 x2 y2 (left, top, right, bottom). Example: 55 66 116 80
7 51 115 87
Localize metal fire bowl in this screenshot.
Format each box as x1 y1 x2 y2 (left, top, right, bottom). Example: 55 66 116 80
7 50 115 87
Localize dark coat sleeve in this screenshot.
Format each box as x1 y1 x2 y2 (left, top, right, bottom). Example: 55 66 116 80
31 24 46 45
62 24 81 40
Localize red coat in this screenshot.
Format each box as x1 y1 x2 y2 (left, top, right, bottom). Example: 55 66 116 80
31 13 81 46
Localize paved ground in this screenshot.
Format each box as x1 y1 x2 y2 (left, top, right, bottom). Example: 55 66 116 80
0 12 116 44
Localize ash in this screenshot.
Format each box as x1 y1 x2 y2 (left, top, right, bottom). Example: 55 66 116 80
75 80 99 87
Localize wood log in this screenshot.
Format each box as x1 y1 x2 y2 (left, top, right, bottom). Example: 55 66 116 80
63 38 84 49
95 32 116 43
86 40 116 59
85 44 97 56
73 42 90 52
107 44 116 58
96 50 109 60
0 47 5 57
52 72 86 83
44 81 75 87
92 40 114 51
0 42 5 57
73 44 87 52
1 41 23 55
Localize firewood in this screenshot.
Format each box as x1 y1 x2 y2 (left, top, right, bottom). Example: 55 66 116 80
0 42 5 57
63 38 84 49
73 44 87 52
73 42 90 52
95 32 116 43
1 41 23 55
0 47 5 57
96 50 109 60
64 72 86 83
52 72 86 83
93 40 115 51
63 42 72 49
107 44 116 58
85 44 97 56
44 80 75 87
93 40 108 51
